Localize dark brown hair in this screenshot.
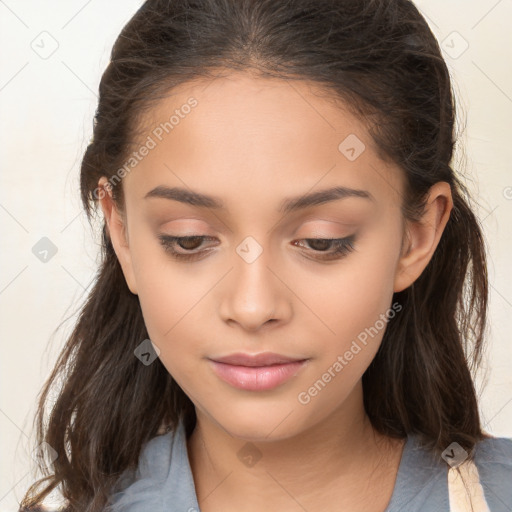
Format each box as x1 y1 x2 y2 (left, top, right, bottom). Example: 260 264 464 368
20 0 489 510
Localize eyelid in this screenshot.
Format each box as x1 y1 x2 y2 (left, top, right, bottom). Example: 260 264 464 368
299 218 358 230
159 218 212 232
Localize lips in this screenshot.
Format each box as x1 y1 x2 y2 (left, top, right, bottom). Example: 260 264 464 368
208 352 309 391
210 352 306 367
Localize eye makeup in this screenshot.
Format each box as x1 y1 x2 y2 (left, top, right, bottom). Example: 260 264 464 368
156 233 357 262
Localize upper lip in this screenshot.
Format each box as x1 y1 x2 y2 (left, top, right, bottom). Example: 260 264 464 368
209 352 307 367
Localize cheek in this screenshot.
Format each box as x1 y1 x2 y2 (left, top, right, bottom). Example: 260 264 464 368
135 260 203 384
127 231 204 348
306 227 401 360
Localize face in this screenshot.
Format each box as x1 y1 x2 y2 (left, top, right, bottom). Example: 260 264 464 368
99 71 449 441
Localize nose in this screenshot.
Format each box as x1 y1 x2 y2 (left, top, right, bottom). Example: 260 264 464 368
218 245 292 332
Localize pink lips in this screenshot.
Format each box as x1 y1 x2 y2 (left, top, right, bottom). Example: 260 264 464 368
208 352 309 391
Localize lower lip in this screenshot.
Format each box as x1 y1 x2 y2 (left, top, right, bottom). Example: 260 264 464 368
209 360 308 391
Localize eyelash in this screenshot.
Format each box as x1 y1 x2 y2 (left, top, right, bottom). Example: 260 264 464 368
157 234 357 262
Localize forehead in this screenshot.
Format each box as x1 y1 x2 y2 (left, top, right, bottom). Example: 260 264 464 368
123 71 404 212
137 71 370 151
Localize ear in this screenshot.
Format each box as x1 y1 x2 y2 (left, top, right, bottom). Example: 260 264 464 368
394 181 453 293
97 177 138 295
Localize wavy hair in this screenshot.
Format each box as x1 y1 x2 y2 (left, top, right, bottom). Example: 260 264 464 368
20 0 489 510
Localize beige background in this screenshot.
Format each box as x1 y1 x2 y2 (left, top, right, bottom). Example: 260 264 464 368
1 1 511 510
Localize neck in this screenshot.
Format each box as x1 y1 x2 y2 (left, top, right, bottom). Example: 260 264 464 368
186 383 405 511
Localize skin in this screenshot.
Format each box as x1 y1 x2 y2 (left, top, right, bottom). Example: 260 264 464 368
98 71 453 511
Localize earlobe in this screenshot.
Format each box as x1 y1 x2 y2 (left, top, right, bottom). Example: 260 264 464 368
393 182 453 293
97 177 138 295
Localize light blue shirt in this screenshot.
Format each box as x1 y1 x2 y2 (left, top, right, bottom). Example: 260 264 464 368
104 420 512 511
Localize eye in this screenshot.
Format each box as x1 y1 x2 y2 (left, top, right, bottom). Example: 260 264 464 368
158 235 217 261
292 236 356 261
158 234 357 262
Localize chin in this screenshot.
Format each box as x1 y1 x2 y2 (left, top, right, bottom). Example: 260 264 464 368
211 406 307 443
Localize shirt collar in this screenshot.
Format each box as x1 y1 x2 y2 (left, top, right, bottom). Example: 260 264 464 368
108 419 449 512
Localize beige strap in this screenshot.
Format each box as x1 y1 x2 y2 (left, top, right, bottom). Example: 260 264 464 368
448 459 491 512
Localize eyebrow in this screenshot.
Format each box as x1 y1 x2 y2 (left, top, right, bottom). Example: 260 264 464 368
144 185 375 214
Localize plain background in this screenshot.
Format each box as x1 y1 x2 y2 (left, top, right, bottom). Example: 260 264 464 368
1 1 511 510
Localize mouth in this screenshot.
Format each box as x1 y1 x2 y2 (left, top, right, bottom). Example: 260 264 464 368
208 352 309 391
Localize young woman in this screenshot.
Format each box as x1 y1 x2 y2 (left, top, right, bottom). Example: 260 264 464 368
19 0 512 511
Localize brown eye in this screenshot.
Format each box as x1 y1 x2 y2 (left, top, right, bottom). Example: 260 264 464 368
174 236 204 251
157 235 216 260
292 236 356 261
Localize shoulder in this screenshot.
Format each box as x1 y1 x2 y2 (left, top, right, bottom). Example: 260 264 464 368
473 434 512 464
385 433 512 512
104 428 178 512
470 434 512 507
104 420 200 512
137 429 176 478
